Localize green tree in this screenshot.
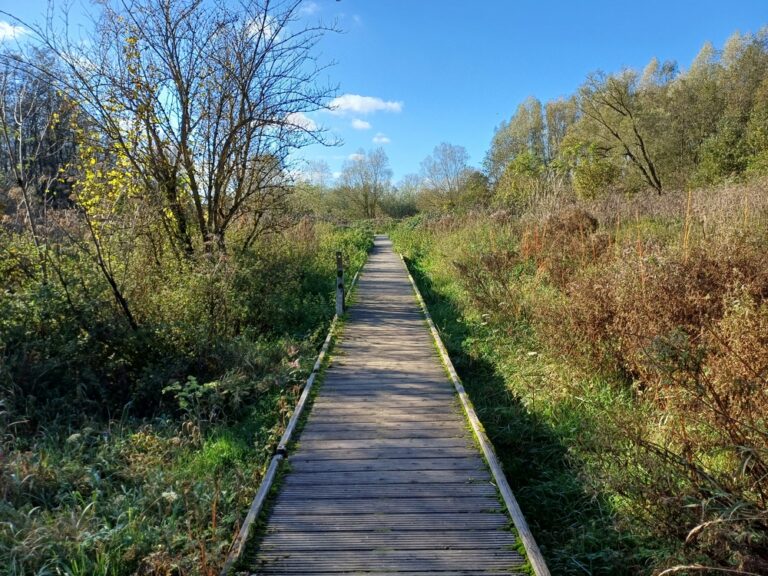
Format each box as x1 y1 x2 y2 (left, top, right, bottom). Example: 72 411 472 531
544 97 578 164
694 30 768 183
577 70 664 193
484 97 545 185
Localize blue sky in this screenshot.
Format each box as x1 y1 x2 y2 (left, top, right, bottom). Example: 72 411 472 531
2 0 767 182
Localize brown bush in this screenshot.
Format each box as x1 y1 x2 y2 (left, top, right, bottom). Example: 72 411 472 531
452 246 528 329
520 207 611 288
558 238 768 568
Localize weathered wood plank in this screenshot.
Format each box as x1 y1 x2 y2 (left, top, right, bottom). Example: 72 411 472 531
264 512 510 532
269 496 502 515
254 549 525 571
290 446 481 461
281 468 492 486
258 530 516 551
278 482 498 499
301 419 465 432
256 572 525 576
288 456 484 472
299 429 469 441
295 437 474 450
312 397 458 408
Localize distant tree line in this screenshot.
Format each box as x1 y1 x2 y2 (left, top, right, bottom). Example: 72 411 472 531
300 29 768 220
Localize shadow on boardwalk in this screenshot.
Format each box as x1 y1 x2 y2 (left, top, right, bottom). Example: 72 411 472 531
404 259 642 576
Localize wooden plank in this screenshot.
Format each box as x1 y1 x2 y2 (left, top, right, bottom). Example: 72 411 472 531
278 482 498 499
264 512 510 532
320 386 453 396
253 549 525 571
270 496 502 515
295 437 474 450
306 413 460 424
289 457 484 472
258 530 516 551
312 397 458 408
308 406 462 417
292 446 481 461
318 391 452 399
298 428 470 441
301 419 465 431
281 468 491 486
255 572 525 576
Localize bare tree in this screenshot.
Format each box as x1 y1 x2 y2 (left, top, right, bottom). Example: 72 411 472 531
0 49 76 283
419 142 471 210
337 148 391 218
2 0 337 253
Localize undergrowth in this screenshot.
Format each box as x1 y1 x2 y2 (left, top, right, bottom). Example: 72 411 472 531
0 221 373 575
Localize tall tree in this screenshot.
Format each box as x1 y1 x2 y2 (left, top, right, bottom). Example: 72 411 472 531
337 148 392 218
3 0 336 253
484 97 545 185
544 97 578 164
578 70 664 193
695 30 768 182
418 142 471 210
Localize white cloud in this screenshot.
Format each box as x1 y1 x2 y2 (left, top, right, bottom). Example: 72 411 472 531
348 153 365 161
372 133 391 144
329 94 403 116
332 171 342 179
286 112 317 131
0 21 27 41
246 15 278 40
299 2 320 16
351 118 371 130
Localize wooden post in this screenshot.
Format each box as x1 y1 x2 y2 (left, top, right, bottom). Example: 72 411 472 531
335 251 344 316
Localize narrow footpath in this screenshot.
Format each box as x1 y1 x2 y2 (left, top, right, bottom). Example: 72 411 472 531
246 236 528 575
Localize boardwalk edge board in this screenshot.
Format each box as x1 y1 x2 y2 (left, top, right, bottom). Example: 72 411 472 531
398 252 552 576
219 261 363 576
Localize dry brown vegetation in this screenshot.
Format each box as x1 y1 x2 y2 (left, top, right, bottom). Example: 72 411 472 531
393 179 768 574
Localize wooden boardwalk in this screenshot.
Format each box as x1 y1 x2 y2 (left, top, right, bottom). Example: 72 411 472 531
245 236 528 575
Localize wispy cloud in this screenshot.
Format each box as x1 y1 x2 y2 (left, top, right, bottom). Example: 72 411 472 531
299 1 320 16
372 133 391 144
329 94 403 116
0 21 27 41
286 112 317 131
351 118 371 130
348 153 365 161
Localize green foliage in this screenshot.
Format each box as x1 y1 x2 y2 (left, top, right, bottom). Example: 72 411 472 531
0 218 373 574
481 28 768 202
564 142 620 198
494 149 547 208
